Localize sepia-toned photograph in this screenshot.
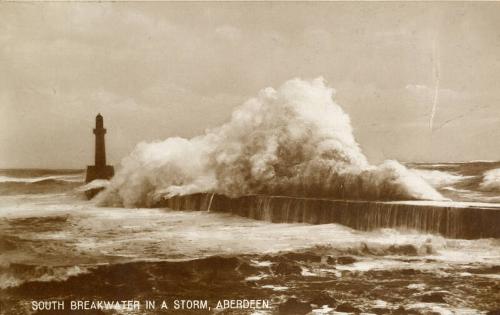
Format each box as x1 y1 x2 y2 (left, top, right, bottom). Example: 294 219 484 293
1 1 499 314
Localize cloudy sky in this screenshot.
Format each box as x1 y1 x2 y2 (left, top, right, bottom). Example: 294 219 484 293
1 2 500 168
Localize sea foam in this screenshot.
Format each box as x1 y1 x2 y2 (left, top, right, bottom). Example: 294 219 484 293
479 168 500 192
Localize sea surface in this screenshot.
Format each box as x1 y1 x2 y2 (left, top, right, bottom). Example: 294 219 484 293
0 164 499 315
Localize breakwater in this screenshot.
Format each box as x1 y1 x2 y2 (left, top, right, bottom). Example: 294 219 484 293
155 193 500 239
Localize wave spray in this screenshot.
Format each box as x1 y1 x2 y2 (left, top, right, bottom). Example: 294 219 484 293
100 78 443 207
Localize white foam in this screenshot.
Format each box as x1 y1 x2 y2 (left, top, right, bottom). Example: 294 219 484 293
300 267 317 276
407 303 481 315
407 283 426 290
261 285 288 291
77 179 110 192
0 174 83 183
480 168 500 192
311 306 335 314
0 265 90 289
251 260 273 267
245 274 268 281
0 274 22 289
389 200 500 209
411 169 471 188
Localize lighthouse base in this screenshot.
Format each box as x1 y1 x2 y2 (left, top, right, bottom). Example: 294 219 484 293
85 165 115 183
85 165 114 199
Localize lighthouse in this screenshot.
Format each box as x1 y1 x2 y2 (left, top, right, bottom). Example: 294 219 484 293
85 114 114 186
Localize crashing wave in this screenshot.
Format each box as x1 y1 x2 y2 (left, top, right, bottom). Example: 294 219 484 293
479 168 500 192
99 78 444 207
411 169 470 188
77 179 110 192
0 265 90 289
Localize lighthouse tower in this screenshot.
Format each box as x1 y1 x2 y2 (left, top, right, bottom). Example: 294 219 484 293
85 114 114 184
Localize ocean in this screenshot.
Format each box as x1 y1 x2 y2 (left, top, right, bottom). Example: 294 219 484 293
0 163 499 315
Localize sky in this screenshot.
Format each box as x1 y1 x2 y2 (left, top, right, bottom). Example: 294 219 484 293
1 2 500 169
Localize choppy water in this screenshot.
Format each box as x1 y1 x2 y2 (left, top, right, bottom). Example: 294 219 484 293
0 166 499 314
408 161 500 203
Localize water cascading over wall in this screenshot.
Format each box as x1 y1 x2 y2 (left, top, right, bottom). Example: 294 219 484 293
155 193 500 240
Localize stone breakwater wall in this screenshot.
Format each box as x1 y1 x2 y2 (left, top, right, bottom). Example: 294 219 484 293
155 193 500 239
